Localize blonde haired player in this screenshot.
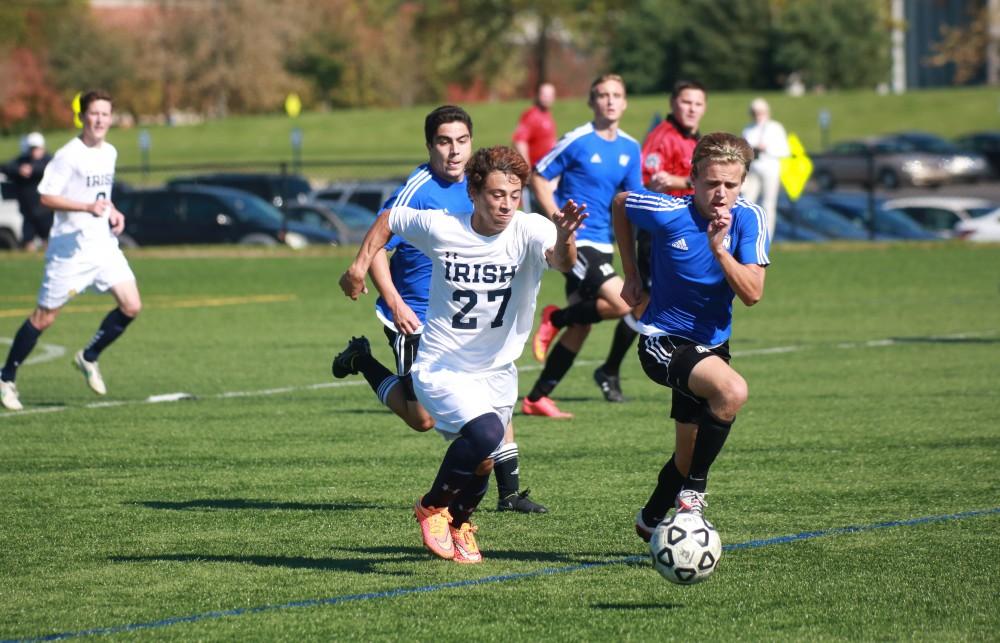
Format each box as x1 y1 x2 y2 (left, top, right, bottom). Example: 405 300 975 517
0 90 141 411
339 146 584 563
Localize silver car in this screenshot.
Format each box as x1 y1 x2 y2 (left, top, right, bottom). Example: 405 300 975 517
811 138 952 190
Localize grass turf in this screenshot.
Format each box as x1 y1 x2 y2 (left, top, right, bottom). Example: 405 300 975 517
0 241 998 640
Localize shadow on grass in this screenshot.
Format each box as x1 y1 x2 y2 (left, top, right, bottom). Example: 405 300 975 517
339 544 634 566
133 498 382 511
890 335 1000 345
110 553 414 575
591 602 684 611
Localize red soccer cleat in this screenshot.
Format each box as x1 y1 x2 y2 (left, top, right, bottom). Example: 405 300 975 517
532 305 560 362
521 395 573 419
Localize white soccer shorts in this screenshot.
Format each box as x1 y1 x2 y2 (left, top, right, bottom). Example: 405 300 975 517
37 243 135 309
412 361 517 438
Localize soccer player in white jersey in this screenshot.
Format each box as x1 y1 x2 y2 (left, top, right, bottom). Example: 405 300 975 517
0 90 141 411
339 146 584 563
332 106 548 513
611 132 769 540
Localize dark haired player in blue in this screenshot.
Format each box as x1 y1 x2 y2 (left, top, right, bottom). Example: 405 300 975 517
332 105 547 513
523 74 643 418
612 132 769 540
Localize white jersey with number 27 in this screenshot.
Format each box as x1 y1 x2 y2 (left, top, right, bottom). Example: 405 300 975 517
388 206 557 374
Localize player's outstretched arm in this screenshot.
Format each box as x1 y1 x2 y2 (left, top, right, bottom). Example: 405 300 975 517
546 199 585 272
339 210 393 300
529 172 559 219
369 248 420 334
612 192 642 307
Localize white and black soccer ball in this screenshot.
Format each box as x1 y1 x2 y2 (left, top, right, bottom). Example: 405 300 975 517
649 512 722 585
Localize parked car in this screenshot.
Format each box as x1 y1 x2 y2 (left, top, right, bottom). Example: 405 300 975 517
881 196 998 238
313 179 403 214
0 178 23 249
811 138 951 191
772 216 829 242
954 131 1000 178
285 201 376 244
167 172 313 209
776 195 873 240
114 185 338 248
881 132 991 183
954 207 1000 242
815 193 939 240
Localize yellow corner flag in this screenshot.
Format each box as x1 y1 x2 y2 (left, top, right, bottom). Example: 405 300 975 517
779 133 813 202
72 92 82 129
284 93 302 118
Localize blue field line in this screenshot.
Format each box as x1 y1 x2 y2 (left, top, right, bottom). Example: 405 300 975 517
7 507 999 642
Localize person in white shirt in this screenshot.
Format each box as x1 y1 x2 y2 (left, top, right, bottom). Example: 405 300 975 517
0 90 141 412
741 97 789 240
338 145 584 564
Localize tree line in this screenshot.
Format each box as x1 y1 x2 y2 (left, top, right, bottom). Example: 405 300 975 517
0 0 979 134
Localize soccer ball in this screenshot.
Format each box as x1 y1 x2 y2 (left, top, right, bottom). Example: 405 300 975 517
649 512 722 585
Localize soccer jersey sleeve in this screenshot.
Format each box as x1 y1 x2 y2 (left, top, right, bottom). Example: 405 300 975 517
623 189 674 233
733 203 771 266
37 149 72 197
622 143 644 192
388 206 435 256
535 136 571 181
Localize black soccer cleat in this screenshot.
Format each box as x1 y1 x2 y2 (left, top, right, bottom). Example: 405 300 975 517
593 367 625 403
497 489 549 514
331 336 371 379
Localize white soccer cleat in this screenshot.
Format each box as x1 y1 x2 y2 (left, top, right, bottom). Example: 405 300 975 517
74 350 107 396
0 379 23 411
675 489 707 516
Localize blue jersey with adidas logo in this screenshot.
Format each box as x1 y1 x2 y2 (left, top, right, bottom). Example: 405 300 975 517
536 122 642 250
624 189 770 346
374 164 473 327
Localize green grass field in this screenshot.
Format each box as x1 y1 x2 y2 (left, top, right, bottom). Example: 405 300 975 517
3 87 999 185
1 241 999 641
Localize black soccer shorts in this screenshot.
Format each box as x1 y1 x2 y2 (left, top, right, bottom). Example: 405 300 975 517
637 334 731 424
564 246 618 300
383 326 421 401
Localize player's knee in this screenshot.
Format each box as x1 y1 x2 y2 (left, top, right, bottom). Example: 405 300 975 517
716 374 748 415
120 300 142 318
475 458 495 476
408 415 436 432
30 308 57 331
459 413 505 460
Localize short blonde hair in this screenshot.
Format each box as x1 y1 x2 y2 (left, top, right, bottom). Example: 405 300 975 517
691 132 754 179
588 74 626 103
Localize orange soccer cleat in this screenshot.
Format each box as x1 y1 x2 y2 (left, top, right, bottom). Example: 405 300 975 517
414 497 455 560
449 521 483 564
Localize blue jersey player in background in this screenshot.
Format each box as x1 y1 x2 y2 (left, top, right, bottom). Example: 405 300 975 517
523 74 643 418
332 106 548 513
612 132 769 541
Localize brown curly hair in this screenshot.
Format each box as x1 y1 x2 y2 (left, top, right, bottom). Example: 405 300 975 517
466 146 531 198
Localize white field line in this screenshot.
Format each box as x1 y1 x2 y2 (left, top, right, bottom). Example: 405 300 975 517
0 330 994 419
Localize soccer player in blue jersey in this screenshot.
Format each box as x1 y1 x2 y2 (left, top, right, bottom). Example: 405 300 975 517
612 132 769 540
522 74 644 418
332 106 547 513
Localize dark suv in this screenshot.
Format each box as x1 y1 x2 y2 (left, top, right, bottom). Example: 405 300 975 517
115 185 338 248
166 173 313 209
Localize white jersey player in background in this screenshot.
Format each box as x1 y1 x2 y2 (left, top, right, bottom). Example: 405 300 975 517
339 146 585 564
0 90 142 411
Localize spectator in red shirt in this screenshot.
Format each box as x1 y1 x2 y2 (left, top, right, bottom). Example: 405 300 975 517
513 82 557 167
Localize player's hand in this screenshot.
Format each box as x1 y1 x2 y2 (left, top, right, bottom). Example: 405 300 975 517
552 199 588 235
339 268 369 300
17 163 32 178
108 207 126 235
707 211 732 254
91 198 113 218
391 301 421 335
621 275 643 308
649 171 672 193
